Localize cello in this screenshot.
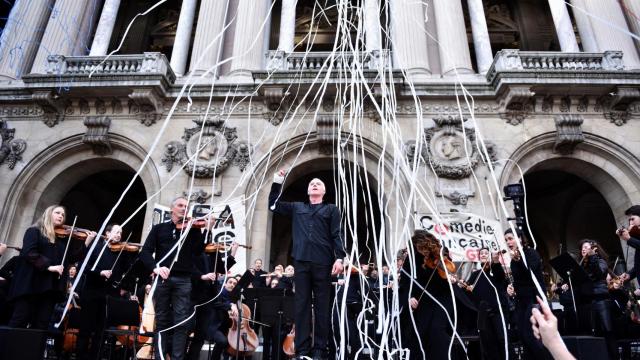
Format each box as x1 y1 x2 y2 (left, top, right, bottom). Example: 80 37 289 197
227 302 259 357
282 324 295 357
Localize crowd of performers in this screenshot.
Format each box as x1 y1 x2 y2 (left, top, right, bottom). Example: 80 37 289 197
1 174 640 360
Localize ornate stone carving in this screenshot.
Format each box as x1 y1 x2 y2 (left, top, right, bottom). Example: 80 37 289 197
444 191 470 206
161 141 186 172
576 96 588 112
183 189 211 204
262 87 294 126
316 115 337 155
128 89 162 126
553 114 584 155
232 141 252 172
161 117 244 177
32 90 65 127
541 96 553 112
82 116 112 155
405 140 428 167
0 119 27 169
605 110 630 126
435 178 475 207
424 114 482 179
559 96 570 112
499 86 534 125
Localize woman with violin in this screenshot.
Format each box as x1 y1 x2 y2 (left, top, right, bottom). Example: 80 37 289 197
578 239 617 359
504 228 551 360
399 229 459 360
8 205 96 330
187 241 239 360
467 247 512 360
75 224 130 360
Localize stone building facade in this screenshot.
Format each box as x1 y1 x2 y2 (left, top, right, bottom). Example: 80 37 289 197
0 0 639 272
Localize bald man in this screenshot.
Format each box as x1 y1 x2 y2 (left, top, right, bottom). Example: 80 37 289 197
269 169 345 360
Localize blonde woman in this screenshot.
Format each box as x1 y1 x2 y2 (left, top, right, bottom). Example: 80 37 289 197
8 205 95 329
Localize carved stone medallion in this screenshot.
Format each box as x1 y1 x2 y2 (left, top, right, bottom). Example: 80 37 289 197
424 115 480 179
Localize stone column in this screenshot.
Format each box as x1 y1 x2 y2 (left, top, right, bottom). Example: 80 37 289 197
170 0 198 76
189 0 229 76
466 0 493 74
0 0 55 79
89 0 121 56
433 0 473 75
31 0 97 73
581 0 640 69
364 0 382 52
277 0 297 52
621 0 640 53
548 0 580 52
571 0 598 52
229 0 270 78
390 0 430 78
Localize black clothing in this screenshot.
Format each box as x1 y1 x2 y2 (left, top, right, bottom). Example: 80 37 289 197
269 181 345 358
399 245 458 360
269 182 346 265
251 269 267 288
625 236 640 284
510 247 552 360
140 221 205 360
9 227 85 301
9 293 58 330
581 254 616 359
469 263 511 360
188 252 236 360
139 221 205 276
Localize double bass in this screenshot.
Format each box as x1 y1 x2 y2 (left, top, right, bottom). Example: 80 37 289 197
227 302 259 357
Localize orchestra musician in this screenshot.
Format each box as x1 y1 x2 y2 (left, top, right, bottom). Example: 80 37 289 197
467 247 512 360
269 170 346 359
187 241 239 360
75 224 126 360
8 205 96 330
399 230 459 360
249 258 268 288
578 239 617 359
504 228 551 360
140 197 211 360
617 205 640 295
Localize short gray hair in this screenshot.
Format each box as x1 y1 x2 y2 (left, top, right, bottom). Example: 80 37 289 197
171 196 188 207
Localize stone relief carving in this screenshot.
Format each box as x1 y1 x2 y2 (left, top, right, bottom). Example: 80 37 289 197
499 86 535 125
316 115 337 155
553 114 584 155
423 114 483 179
435 178 475 207
262 87 292 126
32 90 66 127
0 119 27 169
82 116 112 155
129 89 162 126
183 189 211 204
405 140 428 167
161 117 248 177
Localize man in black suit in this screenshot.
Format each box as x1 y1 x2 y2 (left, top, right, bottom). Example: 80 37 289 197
269 169 346 360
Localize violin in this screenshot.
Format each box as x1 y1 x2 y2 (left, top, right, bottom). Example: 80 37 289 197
55 224 102 241
227 302 259 356
417 238 456 280
175 217 209 230
204 243 252 253
618 225 640 239
282 324 295 357
109 242 142 252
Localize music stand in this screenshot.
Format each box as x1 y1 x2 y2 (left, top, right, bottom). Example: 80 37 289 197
259 289 295 360
229 270 255 303
550 253 590 328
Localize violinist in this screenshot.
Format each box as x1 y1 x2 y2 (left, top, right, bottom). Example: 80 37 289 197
578 239 617 359
139 197 209 360
617 205 640 295
187 241 239 360
399 230 458 360
75 224 126 360
467 248 512 360
504 228 551 360
8 205 96 330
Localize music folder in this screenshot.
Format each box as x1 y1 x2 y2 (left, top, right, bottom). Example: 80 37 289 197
549 253 589 285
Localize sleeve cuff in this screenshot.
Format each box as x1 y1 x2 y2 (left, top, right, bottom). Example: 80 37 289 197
273 174 285 184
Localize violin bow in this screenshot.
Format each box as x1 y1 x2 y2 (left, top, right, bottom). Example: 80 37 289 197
109 232 133 273
59 216 78 273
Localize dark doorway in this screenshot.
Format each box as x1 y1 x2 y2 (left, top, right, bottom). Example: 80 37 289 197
523 170 622 270
60 170 147 244
269 166 382 270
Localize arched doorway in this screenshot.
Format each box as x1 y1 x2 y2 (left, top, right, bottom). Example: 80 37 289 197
269 163 382 269
60 169 147 243
523 170 623 269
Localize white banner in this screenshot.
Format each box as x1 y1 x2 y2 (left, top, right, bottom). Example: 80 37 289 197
152 197 247 274
417 213 507 262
